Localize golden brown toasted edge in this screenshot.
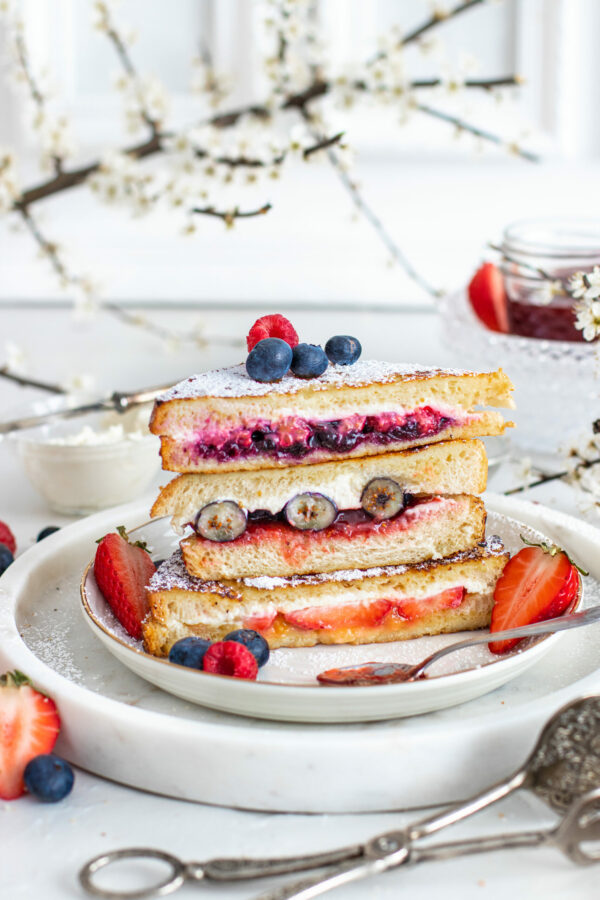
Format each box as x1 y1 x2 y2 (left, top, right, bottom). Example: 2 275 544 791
150 439 488 521
142 550 508 656
149 368 515 434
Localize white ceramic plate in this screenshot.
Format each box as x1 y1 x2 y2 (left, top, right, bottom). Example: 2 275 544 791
80 510 582 723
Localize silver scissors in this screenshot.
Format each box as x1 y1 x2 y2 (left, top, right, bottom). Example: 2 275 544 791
79 786 600 899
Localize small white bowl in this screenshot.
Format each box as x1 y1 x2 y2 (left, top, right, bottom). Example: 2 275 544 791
12 397 161 515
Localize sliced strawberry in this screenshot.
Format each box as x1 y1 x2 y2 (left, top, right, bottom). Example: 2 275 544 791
243 611 277 631
94 529 156 640
489 546 579 655
0 521 16 556
246 315 299 352
285 599 392 631
0 671 60 800
395 586 465 621
467 262 509 333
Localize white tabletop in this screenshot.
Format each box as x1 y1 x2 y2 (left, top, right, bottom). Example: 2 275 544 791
1 304 597 899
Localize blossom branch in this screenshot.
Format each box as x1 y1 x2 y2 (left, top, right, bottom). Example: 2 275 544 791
0 365 66 394
191 203 272 226
415 103 539 162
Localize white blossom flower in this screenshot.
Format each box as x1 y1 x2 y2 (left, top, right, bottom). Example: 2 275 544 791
574 298 600 342
4 341 27 374
0 150 20 213
531 279 563 306
569 267 600 301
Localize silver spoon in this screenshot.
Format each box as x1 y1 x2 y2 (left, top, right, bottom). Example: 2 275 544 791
318 601 598 687
256 694 600 900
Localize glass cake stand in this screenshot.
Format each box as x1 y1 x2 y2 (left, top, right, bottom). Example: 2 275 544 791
440 289 599 460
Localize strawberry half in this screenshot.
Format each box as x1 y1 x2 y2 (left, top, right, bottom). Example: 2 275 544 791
489 544 580 655
0 521 16 556
94 528 156 640
246 315 299 352
0 671 60 800
285 599 392 631
467 262 509 333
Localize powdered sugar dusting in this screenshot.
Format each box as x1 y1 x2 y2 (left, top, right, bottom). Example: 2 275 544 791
148 537 506 597
156 361 472 402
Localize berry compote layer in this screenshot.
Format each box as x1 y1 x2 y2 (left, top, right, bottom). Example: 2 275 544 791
175 406 463 466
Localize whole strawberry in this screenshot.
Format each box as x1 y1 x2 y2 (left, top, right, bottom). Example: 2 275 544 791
0 671 60 800
0 520 16 556
94 527 156 640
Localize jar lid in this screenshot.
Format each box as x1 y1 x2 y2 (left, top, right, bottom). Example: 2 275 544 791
502 217 600 259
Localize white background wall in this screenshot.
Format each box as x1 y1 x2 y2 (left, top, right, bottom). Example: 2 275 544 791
1 0 600 308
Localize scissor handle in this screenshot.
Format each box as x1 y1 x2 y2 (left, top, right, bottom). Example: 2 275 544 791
555 787 600 865
79 847 192 899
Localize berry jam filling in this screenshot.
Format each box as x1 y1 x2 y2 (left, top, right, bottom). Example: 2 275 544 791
188 406 458 463
189 496 450 547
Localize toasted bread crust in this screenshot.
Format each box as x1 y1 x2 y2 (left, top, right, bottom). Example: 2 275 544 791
150 365 515 435
180 495 486 580
151 440 488 526
143 549 507 656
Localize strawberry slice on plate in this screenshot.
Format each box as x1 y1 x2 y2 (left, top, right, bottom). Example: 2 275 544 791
285 599 392 631
467 262 509 333
0 671 61 800
94 527 156 641
489 543 581 655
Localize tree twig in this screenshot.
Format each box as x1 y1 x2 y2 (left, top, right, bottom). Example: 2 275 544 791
416 103 539 162
504 456 600 496
0 366 66 394
191 203 272 223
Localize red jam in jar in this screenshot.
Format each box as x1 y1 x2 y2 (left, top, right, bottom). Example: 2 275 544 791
500 218 600 342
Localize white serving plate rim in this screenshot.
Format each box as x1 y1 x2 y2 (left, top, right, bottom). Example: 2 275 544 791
0 492 597 739
78 509 580 701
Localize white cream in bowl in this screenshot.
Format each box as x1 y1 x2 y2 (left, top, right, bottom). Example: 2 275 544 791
15 402 161 515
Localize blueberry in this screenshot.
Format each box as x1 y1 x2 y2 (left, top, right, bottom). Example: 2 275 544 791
284 492 337 531
23 754 74 802
361 477 406 520
246 338 292 383
153 559 166 569
324 335 362 366
0 543 13 576
194 501 247 542
290 343 329 379
169 636 212 668
223 629 270 667
36 526 60 542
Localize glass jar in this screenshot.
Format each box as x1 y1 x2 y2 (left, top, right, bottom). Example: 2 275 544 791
500 217 600 342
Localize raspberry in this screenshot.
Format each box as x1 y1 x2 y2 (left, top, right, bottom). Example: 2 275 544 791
0 522 16 556
202 641 259 680
246 315 299 352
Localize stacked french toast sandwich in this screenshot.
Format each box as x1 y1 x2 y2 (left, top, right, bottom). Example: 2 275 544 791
143 315 514 657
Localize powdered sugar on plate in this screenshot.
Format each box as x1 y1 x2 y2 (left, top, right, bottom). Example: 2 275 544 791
156 361 472 402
